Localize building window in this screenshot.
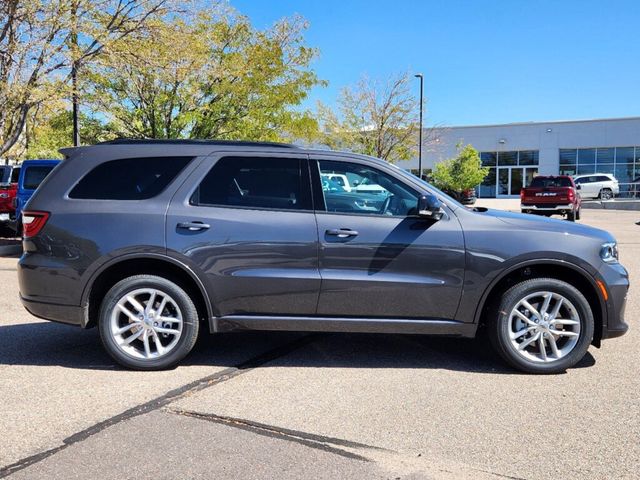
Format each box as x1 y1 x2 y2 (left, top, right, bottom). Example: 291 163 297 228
559 147 640 193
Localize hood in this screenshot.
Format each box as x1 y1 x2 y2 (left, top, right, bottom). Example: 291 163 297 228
475 208 615 243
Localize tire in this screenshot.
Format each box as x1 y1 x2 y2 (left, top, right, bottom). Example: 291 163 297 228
599 188 613 200
488 278 594 374
567 210 576 222
575 208 581 221
99 275 199 370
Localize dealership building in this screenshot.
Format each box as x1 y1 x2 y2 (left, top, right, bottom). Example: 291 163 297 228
396 116 640 198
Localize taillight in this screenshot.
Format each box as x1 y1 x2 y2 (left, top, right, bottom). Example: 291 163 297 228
568 189 575 202
22 211 49 237
520 188 525 201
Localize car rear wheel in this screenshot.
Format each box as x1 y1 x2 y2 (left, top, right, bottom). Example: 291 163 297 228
99 275 199 370
575 208 581 221
599 188 613 200
488 278 594 374
567 210 576 221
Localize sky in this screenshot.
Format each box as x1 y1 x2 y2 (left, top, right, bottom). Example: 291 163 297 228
231 0 640 127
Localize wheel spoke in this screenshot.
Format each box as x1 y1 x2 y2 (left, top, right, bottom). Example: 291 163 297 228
540 294 552 316
550 328 579 337
143 330 151 357
550 297 564 319
145 291 157 314
116 322 138 335
511 326 535 339
156 296 168 316
539 334 548 361
513 309 537 326
117 304 139 322
154 326 180 335
521 300 541 320
122 328 143 345
152 332 165 355
126 295 145 314
547 334 561 358
518 332 540 351
158 316 182 325
551 319 579 326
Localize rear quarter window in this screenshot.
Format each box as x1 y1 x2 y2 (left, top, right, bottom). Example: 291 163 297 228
69 157 193 200
23 166 56 190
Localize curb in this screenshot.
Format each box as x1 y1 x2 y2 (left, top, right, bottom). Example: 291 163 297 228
0 241 22 256
582 200 640 211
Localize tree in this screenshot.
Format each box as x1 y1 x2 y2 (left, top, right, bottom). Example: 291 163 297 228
317 73 419 162
85 9 323 141
0 0 173 156
431 144 489 193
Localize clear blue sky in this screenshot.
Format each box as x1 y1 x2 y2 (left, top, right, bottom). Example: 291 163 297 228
231 0 640 127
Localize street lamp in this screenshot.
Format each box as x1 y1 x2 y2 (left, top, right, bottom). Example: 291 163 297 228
414 73 424 178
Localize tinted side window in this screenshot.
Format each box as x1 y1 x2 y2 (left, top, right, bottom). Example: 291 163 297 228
10 167 20 183
0 166 9 183
596 175 611 182
191 157 311 211
70 157 192 200
24 166 55 190
318 160 418 216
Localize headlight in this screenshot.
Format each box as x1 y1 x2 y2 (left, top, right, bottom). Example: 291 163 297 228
600 242 619 263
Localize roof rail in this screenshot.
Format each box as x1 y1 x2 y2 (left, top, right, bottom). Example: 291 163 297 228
96 138 299 149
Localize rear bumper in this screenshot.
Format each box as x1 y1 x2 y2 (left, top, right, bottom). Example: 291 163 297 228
20 296 85 327
521 204 575 212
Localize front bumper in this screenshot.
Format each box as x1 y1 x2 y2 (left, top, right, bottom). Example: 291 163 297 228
598 262 629 339
21 295 85 327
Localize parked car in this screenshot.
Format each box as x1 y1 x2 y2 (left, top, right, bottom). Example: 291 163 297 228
572 173 619 200
12 159 60 234
520 175 581 221
18 140 628 374
0 165 20 223
443 187 477 206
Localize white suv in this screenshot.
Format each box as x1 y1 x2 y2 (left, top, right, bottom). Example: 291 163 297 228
573 173 619 200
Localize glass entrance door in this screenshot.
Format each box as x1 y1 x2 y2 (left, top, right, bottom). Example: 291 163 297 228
497 167 538 197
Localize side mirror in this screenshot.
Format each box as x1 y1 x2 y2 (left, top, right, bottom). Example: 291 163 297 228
576 184 581 190
417 194 444 221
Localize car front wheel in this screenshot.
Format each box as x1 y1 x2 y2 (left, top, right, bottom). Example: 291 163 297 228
99 274 199 370
489 278 594 374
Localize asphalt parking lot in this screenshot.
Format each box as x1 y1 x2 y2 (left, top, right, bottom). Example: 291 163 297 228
0 208 638 479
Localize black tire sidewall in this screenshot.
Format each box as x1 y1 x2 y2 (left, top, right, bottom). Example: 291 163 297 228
98 275 199 370
490 278 594 374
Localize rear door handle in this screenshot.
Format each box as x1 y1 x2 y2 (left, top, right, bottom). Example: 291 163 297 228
177 221 210 231
326 228 359 238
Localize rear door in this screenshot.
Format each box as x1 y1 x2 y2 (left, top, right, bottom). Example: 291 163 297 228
166 152 321 317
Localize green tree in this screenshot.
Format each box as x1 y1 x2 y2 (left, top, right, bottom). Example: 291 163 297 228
431 144 489 193
85 9 323 141
317 72 418 162
0 0 173 157
25 106 116 159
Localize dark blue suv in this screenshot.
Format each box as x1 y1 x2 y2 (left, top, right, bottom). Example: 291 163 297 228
17 140 629 372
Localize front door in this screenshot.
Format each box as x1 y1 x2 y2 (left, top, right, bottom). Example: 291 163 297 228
497 167 538 197
312 157 465 320
166 153 320 317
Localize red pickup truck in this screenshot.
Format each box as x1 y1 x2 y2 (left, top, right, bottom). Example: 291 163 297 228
520 175 581 221
0 165 20 223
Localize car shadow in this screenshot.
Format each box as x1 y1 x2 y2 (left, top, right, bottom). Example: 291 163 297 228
0 321 596 374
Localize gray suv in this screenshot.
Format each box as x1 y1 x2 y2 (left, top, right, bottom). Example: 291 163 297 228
18 140 629 373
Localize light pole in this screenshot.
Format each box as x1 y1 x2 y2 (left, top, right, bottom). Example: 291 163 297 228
414 73 423 178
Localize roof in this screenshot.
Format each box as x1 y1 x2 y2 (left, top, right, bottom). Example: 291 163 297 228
442 116 640 130
96 139 299 149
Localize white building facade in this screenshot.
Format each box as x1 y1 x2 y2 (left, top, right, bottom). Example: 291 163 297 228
396 117 640 198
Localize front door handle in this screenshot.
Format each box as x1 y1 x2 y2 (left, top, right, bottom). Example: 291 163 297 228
326 228 359 238
177 221 210 231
